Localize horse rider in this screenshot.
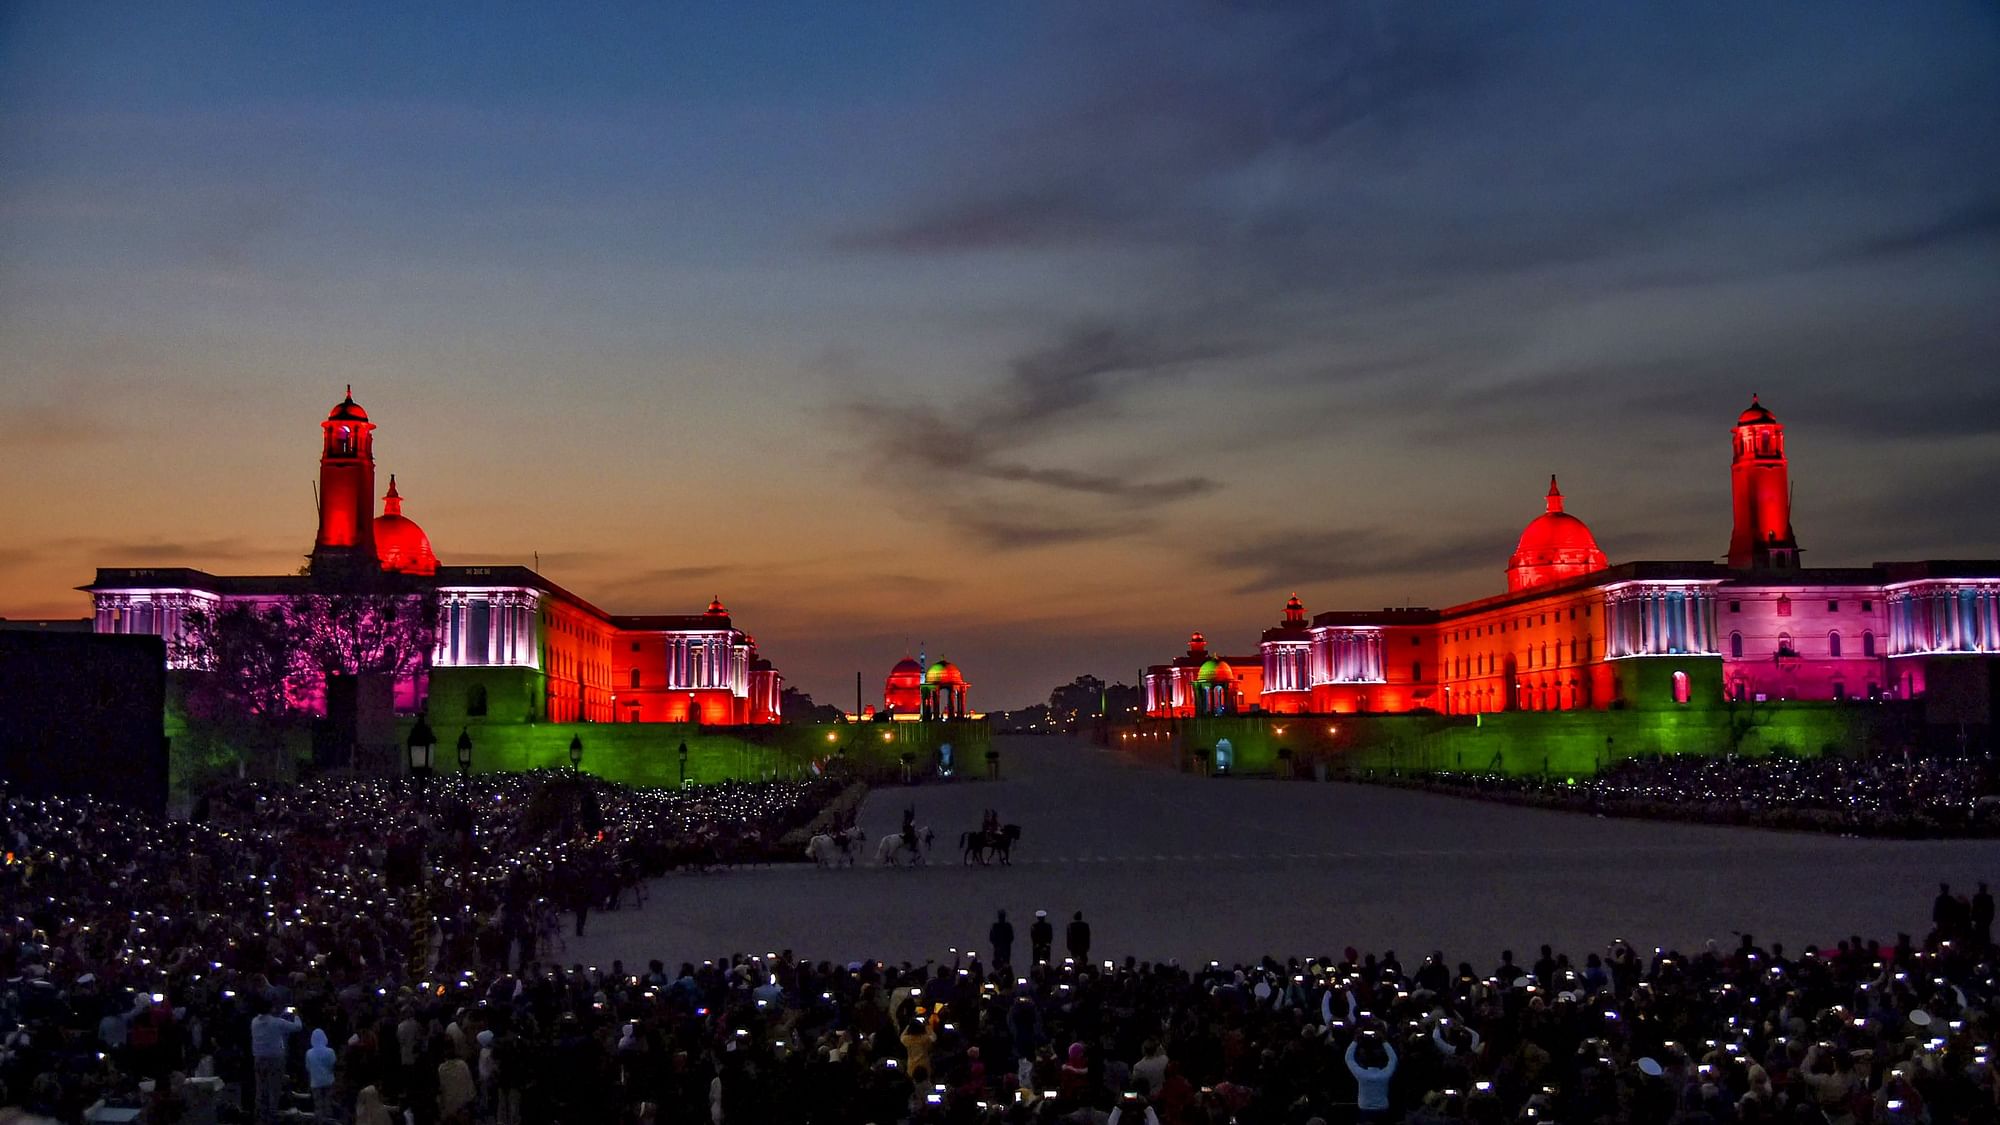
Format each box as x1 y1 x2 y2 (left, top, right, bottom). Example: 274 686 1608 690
903 804 920 855
982 808 999 837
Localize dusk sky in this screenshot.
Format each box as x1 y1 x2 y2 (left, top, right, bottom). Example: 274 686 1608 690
3 3 1997 708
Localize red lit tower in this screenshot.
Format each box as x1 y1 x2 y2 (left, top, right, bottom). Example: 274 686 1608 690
1726 394 1799 569
312 387 378 574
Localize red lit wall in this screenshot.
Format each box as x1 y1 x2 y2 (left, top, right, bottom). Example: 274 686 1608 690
542 598 615 723
1437 590 1609 713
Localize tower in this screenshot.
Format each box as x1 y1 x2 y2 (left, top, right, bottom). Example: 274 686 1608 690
312 386 379 574
1726 394 1799 569
1283 594 1306 625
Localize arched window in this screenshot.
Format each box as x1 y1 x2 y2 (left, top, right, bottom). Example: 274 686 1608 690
466 683 488 717
1730 632 1743 658
1777 633 1794 655
630 668 642 689
1828 631 1842 658
1672 670 1690 705
1862 630 1876 657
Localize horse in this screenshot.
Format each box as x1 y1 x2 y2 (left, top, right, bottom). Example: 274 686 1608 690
876 827 931 866
806 827 865 867
961 824 1023 866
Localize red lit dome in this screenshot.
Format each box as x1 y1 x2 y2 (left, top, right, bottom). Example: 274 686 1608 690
328 385 369 422
884 656 925 713
373 476 438 576
1507 476 1606 592
704 596 728 618
1737 393 1777 426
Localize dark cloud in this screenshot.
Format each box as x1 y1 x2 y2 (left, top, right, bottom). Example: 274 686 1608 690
1836 198 2000 264
1208 526 1510 598
846 321 1235 543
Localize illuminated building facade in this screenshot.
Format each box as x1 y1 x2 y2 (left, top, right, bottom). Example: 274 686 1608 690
1144 397 1999 716
85 390 783 725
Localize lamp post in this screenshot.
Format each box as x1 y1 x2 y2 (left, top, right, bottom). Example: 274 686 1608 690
568 733 584 773
456 727 473 777
678 740 689 787
407 715 436 807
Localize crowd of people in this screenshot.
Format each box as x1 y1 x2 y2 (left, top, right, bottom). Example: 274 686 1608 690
1369 755 2000 837
0 771 841 1122
6 771 2000 1124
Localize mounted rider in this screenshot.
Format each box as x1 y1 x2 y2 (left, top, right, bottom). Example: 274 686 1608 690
903 804 920 855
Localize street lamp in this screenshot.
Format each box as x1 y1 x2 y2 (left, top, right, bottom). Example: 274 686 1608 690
568 733 584 772
407 714 436 806
407 715 437 775
456 727 473 776
678 740 688 787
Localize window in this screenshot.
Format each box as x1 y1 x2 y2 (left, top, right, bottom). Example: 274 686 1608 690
630 669 642 689
1410 635 1420 646
1777 633 1794 655
1862 631 1876 657
1730 600 1741 613
1832 682 1846 701
1776 596 1792 617
1828 600 1840 613
1672 670 1690 705
1584 605 1592 617
1412 661 1422 682
1861 600 1873 612
1828 631 1842 659
1730 632 1743 658
466 683 488 717
631 642 640 652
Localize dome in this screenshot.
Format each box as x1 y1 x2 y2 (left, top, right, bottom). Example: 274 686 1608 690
1507 476 1607 593
704 596 729 618
1195 657 1236 684
1737 393 1777 426
328 385 369 422
373 476 437 576
924 659 965 686
888 656 925 680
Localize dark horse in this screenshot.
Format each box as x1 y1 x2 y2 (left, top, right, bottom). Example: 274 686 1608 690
960 824 1022 866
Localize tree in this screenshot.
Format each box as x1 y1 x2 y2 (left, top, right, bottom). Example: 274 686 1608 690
781 686 844 724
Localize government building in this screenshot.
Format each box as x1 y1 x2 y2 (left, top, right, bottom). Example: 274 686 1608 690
1145 397 1999 718
83 390 785 727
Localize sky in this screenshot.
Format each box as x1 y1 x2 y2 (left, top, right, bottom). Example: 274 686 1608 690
2 3 1997 709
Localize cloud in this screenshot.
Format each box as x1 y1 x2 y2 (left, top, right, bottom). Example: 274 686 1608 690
1208 526 1510 598
0 404 125 451
845 321 1235 542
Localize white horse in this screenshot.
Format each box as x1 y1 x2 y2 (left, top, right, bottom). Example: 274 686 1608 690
876 826 932 866
806 827 866 867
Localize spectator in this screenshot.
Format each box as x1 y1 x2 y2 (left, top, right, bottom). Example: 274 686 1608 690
248 997 302 1125
305 1028 337 1123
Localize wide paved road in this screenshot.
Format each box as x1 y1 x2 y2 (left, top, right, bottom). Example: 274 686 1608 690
570 734 2000 970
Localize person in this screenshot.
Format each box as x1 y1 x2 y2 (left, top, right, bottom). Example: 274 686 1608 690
305 1028 337 1123
249 998 302 1125
1067 911 1092 962
1974 882 1995 949
990 910 1015 967
1345 1031 1398 1121
355 1086 397 1125
438 1049 477 1123
1030 911 1054 963
1132 1040 1168 1097
1933 882 1961 942
902 805 919 856
982 808 999 835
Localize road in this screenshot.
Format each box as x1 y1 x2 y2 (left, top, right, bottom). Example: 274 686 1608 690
569 734 2000 970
